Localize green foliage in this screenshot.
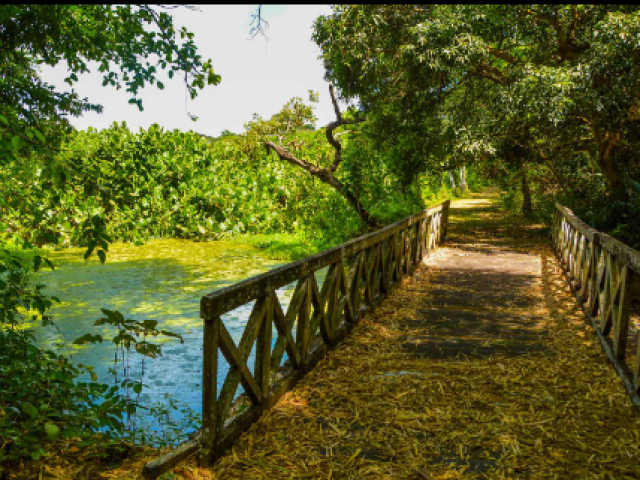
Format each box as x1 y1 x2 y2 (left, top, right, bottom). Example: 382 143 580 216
236 233 316 261
0 4 217 127
1 122 327 244
0 4 219 266
0 328 129 465
2 107 484 258
2 112 452 250
314 5 640 243
0 240 58 326
73 308 184 441
243 91 319 140
583 180 640 250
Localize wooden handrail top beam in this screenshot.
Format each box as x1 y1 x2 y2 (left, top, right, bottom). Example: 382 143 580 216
598 232 640 274
201 201 449 319
555 202 640 274
554 203 598 242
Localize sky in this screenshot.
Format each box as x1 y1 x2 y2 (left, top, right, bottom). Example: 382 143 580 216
39 5 339 137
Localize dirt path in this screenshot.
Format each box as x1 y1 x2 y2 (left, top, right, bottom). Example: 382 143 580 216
193 191 640 479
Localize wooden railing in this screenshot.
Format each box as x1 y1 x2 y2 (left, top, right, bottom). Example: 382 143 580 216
143 200 450 478
551 203 640 410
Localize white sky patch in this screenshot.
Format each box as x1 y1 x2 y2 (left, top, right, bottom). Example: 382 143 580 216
39 5 343 136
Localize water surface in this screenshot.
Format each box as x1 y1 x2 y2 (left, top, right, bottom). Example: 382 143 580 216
36 239 294 434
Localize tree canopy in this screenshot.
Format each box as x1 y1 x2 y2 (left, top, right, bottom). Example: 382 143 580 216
314 5 640 214
0 4 220 161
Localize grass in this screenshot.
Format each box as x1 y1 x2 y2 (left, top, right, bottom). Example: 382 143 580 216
231 232 318 261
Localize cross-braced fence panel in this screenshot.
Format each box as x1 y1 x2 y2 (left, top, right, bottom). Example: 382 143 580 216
552 204 640 412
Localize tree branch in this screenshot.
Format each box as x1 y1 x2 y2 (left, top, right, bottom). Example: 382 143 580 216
264 141 323 175
329 84 342 122
142 5 199 76
249 5 269 39
487 46 518 65
261 85 379 228
471 63 507 85
326 85 365 172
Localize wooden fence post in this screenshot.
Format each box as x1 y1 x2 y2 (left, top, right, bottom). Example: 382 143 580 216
200 313 220 466
442 201 450 241
297 277 312 363
255 294 273 401
611 264 634 360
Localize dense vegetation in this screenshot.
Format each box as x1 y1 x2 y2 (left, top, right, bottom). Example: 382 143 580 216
0 101 479 472
314 5 640 248
3 3 639 475
2 109 474 253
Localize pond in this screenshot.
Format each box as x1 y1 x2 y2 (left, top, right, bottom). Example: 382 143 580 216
35 239 306 440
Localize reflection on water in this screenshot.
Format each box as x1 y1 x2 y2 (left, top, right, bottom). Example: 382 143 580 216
35 239 301 435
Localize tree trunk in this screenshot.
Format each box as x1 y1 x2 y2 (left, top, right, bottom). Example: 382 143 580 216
459 166 467 193
448 171 457 190
521 163 532 217
596 130 628 203
318 170 380 228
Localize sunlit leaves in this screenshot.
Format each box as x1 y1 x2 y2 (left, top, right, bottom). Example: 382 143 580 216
244 94 319 141
11 136 23 151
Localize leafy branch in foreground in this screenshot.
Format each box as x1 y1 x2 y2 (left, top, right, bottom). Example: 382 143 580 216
74 309 184 438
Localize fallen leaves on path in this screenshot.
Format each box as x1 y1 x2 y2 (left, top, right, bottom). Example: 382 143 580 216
194 193 640 479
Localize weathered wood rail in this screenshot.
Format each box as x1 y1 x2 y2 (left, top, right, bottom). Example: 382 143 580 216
143 200 450 478
551 203 640 410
